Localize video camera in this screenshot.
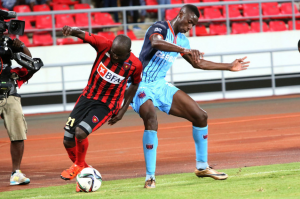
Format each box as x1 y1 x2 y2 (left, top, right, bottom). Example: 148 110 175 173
0 9 43 71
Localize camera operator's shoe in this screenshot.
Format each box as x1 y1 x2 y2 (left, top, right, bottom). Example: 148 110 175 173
10 170 30 185
195 167 228 180
61 163 84 180
144 177 156 188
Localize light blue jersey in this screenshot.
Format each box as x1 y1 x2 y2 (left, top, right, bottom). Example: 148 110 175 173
139 21 191 83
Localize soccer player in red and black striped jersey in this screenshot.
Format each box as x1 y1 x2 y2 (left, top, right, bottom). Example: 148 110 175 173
60 26 142 182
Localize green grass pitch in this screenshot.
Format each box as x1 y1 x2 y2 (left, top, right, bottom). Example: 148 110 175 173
1 162 300 199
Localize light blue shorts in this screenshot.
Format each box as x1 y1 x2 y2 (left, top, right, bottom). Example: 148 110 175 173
131 79 179 115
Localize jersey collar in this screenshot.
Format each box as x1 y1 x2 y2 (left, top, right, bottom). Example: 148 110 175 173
167 20 177 44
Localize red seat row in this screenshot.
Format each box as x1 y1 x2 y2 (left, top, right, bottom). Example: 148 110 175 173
9 29 139 47
165 2 300 20
190 20 295 36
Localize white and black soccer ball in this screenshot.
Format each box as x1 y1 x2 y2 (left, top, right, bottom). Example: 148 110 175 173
76 168 102 192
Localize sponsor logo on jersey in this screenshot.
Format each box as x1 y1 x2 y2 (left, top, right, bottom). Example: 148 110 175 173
155 51 177 62
97 62 125 84
92 115 99 123
146 144 153 149
123 62 131 70
154 27 162 32
138 91 146 99
203 135 208 139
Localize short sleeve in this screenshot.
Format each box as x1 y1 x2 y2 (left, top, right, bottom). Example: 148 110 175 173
131 59 143 85
179 35 191 56
147 22 168 40
84 32 112 52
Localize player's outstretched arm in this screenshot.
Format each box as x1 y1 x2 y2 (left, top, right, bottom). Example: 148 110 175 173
151 34 202 63
183 54 250 72
108 82 140 126
62 25 85 40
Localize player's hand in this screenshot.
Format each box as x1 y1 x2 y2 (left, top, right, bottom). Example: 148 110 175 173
62 25 73 36
12 38 24 49
183 49 204 63
230 56 250 72
107 110 125 126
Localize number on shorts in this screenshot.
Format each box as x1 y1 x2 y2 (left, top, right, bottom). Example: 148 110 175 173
66 117 75 127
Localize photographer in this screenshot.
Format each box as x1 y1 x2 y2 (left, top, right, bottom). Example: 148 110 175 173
0 34 33 186
0 9 43 186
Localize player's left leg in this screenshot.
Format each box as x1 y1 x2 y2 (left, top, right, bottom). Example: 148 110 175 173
169 90 228 180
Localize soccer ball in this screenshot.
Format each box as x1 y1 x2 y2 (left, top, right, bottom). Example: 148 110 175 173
76 168 102 192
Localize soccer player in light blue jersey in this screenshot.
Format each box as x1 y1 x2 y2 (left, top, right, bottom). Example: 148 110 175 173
109 4 250 188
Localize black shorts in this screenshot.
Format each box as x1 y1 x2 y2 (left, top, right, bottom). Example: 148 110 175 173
64 95 114 141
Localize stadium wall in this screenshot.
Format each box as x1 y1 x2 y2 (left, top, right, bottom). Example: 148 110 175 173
16 31 300 109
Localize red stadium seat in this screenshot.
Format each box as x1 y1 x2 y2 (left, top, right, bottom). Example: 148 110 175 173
57 37 83 45
250 21 269 32
93 13 121 26
189 25 208 36
280 3 299 17
231 22 250 34
262 2 283 19
75 13 90 27
171 0 182 4
223 4 243 20
32 32 53 46
288 20 300 30
52 0 79 5
53 3 70 11
36 15 53 29
203 7 224 20
97 31 116 41
183 0 200 3
242 3 259 20
165 8 180 21
145 0 158 13
117 30 138 40
269 21 287 32
33 4 51 12
56 15 76 28
209 23 227 35
202 0 219 2
74 3 91 9
24 20 35 31
13 5 35 22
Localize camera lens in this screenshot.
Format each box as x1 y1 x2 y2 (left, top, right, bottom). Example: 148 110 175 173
10 21 19 31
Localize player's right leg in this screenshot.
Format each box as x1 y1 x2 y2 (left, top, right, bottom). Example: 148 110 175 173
139 99 158 188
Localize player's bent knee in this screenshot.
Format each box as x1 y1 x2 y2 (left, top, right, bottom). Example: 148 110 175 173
144 117 158 131
75 127 88 139
63 139 75 148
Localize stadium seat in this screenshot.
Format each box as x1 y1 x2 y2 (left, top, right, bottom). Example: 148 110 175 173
269 21 287 31
262 2 283 19
145 0 158 13
93 13 121 26
13 5 35 22
203 7 224 20
250 21 269 32
56 15 76 28
52 0 79 5
75 13 90 27
117 30 138 40
231 22 250 34
33 4 51 12
223 4 243 20
242 3 259 20
53 3 70 11
171 0 182 4
280 3 299 17
209 23 227 35
32 32 53 46
74 3 91 9
57 37 83 45
36 15 53 29
189 25 208 36
183 0 200 3
165 8 180 21
24 20 35 31
288 20 300 30
97 31 116 41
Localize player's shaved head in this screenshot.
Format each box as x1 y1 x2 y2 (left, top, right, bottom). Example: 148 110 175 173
112 35 131 52
180 4 200 18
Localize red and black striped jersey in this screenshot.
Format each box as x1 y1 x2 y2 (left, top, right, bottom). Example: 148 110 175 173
82 32 142 111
